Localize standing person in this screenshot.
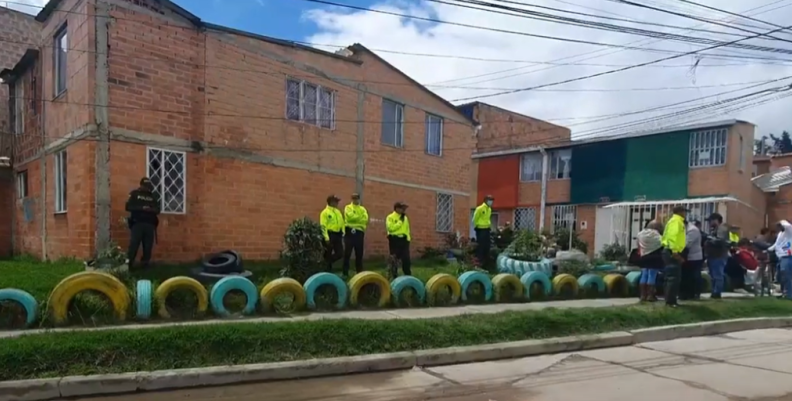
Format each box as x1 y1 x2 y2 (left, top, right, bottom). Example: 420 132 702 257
768 220 792 299
125 177 160 270
753 228 774 296
705 212 731 299
342 193 369 278
472 195 494 267
681 220 704 300
386 202 412 276
661 206 686 308
320 195 345 273
629 220 665 302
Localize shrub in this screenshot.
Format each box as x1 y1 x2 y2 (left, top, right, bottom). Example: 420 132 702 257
507 230 543 262
600 242 628 262
280 217 325 284
553 228 588 254
557 259 591 277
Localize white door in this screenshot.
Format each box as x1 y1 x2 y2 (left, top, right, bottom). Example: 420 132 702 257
629 205 656 249
594 207 613 255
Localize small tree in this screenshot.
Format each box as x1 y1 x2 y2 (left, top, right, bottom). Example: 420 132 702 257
553 228 588 254
280 217 325 284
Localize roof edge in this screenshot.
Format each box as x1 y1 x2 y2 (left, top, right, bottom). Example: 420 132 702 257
0 49 40 83
463 101 570 131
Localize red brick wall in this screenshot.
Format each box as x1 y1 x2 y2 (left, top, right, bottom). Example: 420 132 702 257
0 168 12 257
472 102 571 152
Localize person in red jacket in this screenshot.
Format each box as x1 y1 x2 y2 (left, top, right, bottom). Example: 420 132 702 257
734 238 759 272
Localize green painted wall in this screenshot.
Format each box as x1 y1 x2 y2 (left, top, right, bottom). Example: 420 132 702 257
570 139 627 204
622 131 690 201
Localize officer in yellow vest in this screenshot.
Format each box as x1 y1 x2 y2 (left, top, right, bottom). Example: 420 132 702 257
343 193 369 277
320 195 345 272
472 195 494 267
661 205 687 308
386 201 412 276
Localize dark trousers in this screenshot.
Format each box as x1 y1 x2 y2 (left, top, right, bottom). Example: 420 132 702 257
662 249 681 305
324 231 344 272
474 228 491 267
127 222 156 266
680 259 703 299
343 227 365 275
388 235 412 276
726 257 745 289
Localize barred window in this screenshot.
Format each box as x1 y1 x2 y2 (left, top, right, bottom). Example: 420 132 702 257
514 207 537 231
689 128 727 168
285 78 335 129
436 193 453 233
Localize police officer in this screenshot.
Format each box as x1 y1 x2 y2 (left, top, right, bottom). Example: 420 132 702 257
125 177 160 269
472 195 494 267
343 193 369 277
320 195 345 272
386 202 412 276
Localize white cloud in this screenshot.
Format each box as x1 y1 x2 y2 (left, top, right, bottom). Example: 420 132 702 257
305 0 792 140
2 0 46 14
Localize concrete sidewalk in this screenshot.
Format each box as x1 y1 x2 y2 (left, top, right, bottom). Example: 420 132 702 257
0 293 751 339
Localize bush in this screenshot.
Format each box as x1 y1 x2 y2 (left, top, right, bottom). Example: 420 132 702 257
553 228 588 254
600 243 628 263
492 225 515 249
280 217 325 284
507 230 543 262
557 259 591 277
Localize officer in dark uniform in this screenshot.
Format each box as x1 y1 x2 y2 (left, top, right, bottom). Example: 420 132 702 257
125 177 161 269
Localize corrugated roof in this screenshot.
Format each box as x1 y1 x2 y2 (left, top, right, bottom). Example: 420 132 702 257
752 166 792 192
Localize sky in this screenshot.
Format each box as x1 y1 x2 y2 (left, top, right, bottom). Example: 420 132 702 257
6 0 792 141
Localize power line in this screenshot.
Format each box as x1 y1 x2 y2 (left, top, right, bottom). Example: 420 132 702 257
675 0 788 31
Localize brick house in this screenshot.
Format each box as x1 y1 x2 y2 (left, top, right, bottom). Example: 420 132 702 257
0 6 39 258
472 115 766 256
753 153 792 225
1 0 476 261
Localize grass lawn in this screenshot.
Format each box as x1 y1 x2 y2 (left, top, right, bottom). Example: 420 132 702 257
0 298 789 381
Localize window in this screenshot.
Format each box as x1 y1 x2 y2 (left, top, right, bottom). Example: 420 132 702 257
549 149 571 179
739 135 745 171
514 207 537 231
551 205 577 233
381 99 404 147
147 148 186 214
53 26 68 96
425 114 443 156
436 192 453 233
520 152 542 182
13 79 24 135
689 128 727 168
54 151 67 213
16 171 28 199
285 78 335 129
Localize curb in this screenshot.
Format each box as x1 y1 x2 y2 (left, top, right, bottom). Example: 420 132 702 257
3 317 792 401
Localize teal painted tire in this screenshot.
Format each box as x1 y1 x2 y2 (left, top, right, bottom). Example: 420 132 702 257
135 280 152 320
390 275 426 306
626 271 642 294
209 276 259 317
458 271 493 302
0 288 38 327
578 274 607 295
520 271 552 301
303 272 348 310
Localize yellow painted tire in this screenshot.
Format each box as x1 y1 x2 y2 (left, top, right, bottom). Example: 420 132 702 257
48 271 131 325
552 273 579 299
491 273 523 302
154 276 209 319
425 273 462 306
348 272 391 307
603 274 629 297
260 278 307 313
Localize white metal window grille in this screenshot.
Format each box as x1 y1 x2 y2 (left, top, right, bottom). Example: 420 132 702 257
54 26 67 96
381 99 404 147
520 153 542 182
425 114 443 156
551 205 577 232
549 149 571 179
54 151 67 213
685 202 716 224
285 78 335 129
689 128 727 168
16 171 27 199
436 192 454 233
147 148 186 214
14 79 24 135
514 207 537 231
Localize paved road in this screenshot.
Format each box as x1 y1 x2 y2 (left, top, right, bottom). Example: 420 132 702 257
88 328 792 401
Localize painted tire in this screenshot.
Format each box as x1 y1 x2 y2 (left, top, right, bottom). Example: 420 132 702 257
491 274 523 302
135 280 152 320
303 272 348 310
700 272 713 293
209 276 259 317
625 271 642 292
578 274 607 296
154 276 209 319
48 272 130 325
390 275 426 306
603 274 629 297
348 272 391 307
520 271 552 301
552 273 579 299
425 273 462 306
260 278 307 313
458 271 493 302
0 288 38 327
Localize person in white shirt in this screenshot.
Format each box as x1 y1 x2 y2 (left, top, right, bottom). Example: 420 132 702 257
768 220 792 299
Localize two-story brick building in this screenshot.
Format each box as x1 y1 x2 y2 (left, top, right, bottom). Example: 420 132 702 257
472 114 766 255
1 0 476 261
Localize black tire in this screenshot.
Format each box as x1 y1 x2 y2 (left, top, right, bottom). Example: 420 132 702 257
225 250 244 272
202 252 238 274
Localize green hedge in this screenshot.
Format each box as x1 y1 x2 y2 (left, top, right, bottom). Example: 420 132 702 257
1 298 790 381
